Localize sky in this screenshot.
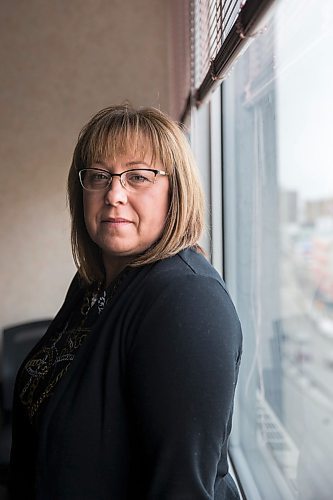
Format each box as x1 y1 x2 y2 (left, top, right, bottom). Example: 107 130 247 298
275 0 333 201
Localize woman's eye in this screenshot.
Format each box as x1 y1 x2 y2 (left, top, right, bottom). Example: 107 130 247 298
91 172 109 181
127 173 150 183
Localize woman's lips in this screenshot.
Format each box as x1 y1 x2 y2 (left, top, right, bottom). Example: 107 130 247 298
102 217 132 225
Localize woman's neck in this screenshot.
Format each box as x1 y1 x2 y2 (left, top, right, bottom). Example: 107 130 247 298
103 255 131 287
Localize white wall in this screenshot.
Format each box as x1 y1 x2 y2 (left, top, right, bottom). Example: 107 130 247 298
0 0 171 327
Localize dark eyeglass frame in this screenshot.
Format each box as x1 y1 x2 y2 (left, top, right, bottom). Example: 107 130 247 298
78 167 169 192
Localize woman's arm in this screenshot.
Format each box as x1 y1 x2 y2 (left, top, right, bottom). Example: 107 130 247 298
127 274 242 499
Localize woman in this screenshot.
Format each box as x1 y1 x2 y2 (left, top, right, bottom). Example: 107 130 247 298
10 105 242 499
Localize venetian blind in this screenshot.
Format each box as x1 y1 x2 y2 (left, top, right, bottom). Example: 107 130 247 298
193 0 243 89
182 0 275 117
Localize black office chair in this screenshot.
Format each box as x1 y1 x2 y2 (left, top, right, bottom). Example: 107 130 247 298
0 319 52 478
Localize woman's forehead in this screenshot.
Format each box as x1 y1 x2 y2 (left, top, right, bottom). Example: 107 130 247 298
92 134 160 165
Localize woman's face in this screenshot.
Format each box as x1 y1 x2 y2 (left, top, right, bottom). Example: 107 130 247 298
83 149 170 274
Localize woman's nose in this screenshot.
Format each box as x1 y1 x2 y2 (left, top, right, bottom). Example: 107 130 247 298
104 176 128 206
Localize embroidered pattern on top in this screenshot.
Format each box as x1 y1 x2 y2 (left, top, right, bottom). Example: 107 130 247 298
19 290 108 422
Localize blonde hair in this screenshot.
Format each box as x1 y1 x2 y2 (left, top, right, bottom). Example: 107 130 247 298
67 104 205 284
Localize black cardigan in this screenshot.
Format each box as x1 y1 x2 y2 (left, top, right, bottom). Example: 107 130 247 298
10 248 242 499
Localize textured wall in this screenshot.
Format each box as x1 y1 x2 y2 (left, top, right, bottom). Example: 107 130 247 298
0 0 170 327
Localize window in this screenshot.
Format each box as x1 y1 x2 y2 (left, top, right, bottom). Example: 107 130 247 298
222 0 333 498
188 0 333 498
190 87 223 274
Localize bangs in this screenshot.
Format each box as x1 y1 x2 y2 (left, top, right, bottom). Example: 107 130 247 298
78 111 176 173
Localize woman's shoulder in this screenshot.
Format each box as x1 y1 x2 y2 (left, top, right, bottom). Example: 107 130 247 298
52 272 86 325
146 247 226 295
60 272 87 306
154 247 222 280
131 248 242 360
138 248 238 321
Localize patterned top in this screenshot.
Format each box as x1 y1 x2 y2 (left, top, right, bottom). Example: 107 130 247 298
18 287 109 425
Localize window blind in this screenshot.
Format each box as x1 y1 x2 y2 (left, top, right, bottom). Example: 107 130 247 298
181 0 276 119
193 0 243 89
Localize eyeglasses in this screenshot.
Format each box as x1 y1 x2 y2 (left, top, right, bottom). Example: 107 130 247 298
79 167 168 193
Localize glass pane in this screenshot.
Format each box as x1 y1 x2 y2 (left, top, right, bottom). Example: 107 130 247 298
190 102 212 256
223 1 333 499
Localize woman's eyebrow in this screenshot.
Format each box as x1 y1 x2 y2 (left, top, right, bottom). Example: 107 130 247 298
92 160 108 167
125 160 150 167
